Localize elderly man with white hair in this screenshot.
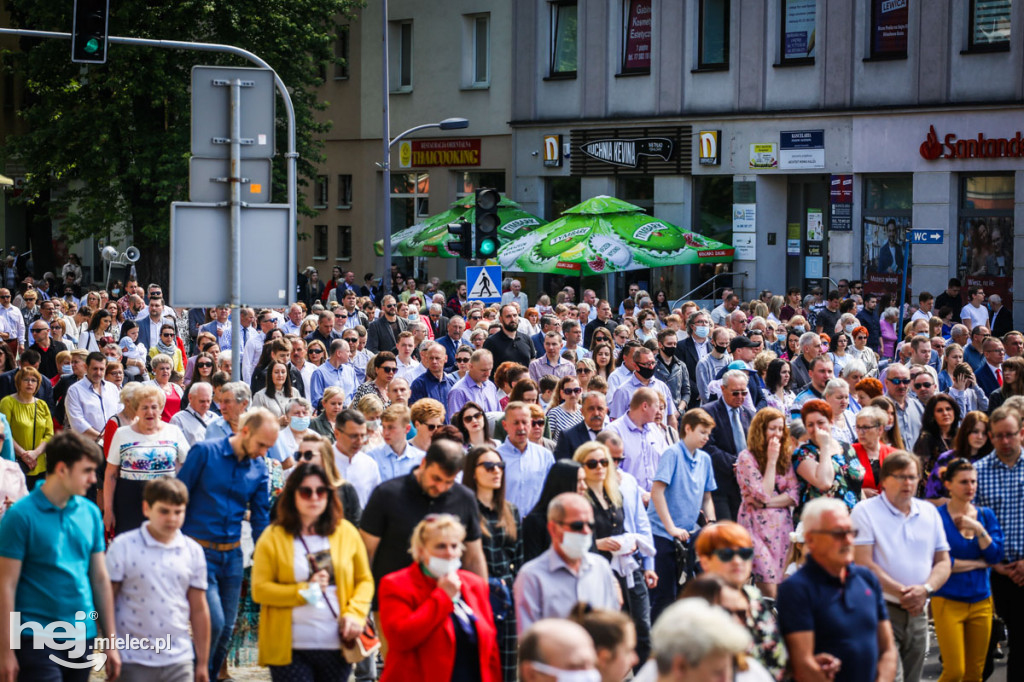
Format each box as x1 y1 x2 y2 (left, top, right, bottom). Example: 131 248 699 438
501 279 529 313
169 381 216 446
789 331 822 391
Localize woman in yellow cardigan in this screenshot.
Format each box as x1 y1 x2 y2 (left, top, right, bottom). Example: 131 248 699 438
252 462 374 679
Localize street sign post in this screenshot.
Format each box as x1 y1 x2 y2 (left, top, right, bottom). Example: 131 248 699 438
909 229 944 245
188 158 272 203
466 265 502 304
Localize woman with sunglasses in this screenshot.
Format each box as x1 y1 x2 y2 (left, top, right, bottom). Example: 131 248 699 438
453 401 500 450
377 514 501 682
463 445 523 681
146 353 184 422
521 460 585 563
183 351 215 402
849 325 880 378
590 328 613 353
932 458 1004 682
546 376 584 441
914 394 961 497
852 406 897 498
148 323 185 377
923 411 993 504
306 339 328 367
695 522 788 681
281 434 362 526
527 403 556 453
735 408 799 599
575 358 597 392
252 462 374 680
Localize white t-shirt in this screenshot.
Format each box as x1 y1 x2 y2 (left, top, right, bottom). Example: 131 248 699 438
960 303 989 330
106 423 190 480
291 535 342 649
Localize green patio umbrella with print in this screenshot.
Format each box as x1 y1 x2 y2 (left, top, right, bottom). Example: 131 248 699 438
496 195 734 277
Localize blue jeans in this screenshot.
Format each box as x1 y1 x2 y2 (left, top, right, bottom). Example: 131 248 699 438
203 546 244 679
14 636 92 682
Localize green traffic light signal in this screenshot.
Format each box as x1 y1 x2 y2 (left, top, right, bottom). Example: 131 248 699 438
85 37 101 54
478 239 497 257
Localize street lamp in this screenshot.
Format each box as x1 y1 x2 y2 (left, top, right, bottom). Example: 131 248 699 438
380 117 469 284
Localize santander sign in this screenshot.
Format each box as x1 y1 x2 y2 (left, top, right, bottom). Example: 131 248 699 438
920 124 1024 160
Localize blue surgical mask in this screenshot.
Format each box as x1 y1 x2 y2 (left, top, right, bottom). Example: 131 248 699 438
61 364 72 375
694 325 710 339
793 325 806 334
290 416 311 432
844 324 855 334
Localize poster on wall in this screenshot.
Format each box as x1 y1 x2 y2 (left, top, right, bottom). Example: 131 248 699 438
623 0 653 72
862 216 912 299
871 0 909 56
807 209 824 241
749 144 778 169
957 216 1015 306
784 0 816 60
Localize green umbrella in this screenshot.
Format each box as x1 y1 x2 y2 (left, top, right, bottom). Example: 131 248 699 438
496 195 734 276
375 196 546 258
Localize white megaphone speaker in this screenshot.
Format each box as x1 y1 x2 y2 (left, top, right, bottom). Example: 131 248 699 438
125 246 140 263
100 246 118 262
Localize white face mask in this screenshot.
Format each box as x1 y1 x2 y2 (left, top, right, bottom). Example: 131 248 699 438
529 662 602 682
365 419 381 431
644 319 656 330
844 324 855 334
426 555 461 577
559 531 592 560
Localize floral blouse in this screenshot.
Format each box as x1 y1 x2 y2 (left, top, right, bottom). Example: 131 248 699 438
742 584 788 681
792 440 865 514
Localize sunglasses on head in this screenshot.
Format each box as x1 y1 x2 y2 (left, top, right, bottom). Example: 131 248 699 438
713 547 754 562
295 450 317 462
477 461 506 472
583 458 609 469
297 485 329 500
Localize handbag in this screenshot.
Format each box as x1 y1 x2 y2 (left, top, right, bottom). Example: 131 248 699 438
487 576 512 622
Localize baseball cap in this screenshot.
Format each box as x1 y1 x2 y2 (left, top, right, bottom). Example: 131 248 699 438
729 336 758 352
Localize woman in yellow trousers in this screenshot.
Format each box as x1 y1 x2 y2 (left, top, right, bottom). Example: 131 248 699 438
933 458 1004 682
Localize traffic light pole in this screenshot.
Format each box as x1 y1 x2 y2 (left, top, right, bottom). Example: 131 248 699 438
0 27 298 381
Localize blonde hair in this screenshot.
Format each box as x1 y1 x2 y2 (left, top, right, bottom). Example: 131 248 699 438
409 514 466 560
300 433 344 487
573 442 622 507
133 383 167 410
355 394 385 419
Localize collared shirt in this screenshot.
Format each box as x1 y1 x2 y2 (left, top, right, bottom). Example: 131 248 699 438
975 450 1024 562
367 441 426 482
294 361 316 399
498 438 555 516
448 373 501 416
170 406 215 447
607 374 678 420
241 330 267 383
105 523 208 665
619 470 656 571
513 546 619 634
310 360 358 409
146 316 164 350
178 436 270 544
395 356 424 383
606 365 632 394
696 353 732 403
528 355 576 383
204 417 288 464
0 484 105 640
890 395 924 450
647 439 717 539
851 492 950 600
0 303 25 347
333 445 382 508
65 378 121 435
608 415 664 492
351 348 374 383
409 370 457 413
563 344 591 360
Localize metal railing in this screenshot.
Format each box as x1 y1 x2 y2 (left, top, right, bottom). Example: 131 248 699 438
671 271 748 310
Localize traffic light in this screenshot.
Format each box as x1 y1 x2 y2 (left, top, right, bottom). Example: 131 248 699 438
72 0 110 64
447 220 473 258
474 188 500 259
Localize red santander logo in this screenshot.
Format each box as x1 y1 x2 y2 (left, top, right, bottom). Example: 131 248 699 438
919 126 942 160
920 124 1024 160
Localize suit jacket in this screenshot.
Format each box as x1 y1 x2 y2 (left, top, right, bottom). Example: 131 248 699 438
676 337 704 393
530 331 545 358
703 399 753 522
991 307 1014 338
583 317 617 348
378 564 501 682
366 315 409 354
976 363 1001 397
553 420 595 461
187 308 208 341
876 242 904 274
135 318 154 350
438 335 461 373
429 315 450 341
714 365 765 409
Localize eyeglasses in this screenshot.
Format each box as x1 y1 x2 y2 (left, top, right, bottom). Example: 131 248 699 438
477 461 506 472
196 362 213 369
563 387 582 395
583 458 609 470
729 390 749 397
887 378 911 385
855 423 881 431
636 362 656 369
30 328 47 334
558 520 594 533
456 357 470 364
421 423 440 432
712 547 754 562
809 529 860 540
297 486 329 500
531 419 546 427
913 382 933 390
463 412 483 422
308 348 324 355
295 451 317 462
381 366 398 374
576 367 592 374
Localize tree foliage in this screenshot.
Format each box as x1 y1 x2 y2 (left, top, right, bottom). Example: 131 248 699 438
3 0 360 274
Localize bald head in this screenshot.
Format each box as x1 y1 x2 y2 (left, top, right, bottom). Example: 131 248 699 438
519 619 597 681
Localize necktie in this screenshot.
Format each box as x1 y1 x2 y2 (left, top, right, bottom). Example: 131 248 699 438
242 327 248 346
732 408 747 452
996 368 1003 386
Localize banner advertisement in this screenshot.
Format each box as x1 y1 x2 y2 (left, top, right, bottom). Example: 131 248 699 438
872 0 909 56
784 0 816 60
623 0 653 72
958 215 1015 306
863 216 912 298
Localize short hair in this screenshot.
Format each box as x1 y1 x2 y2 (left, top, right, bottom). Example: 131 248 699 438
133 383 168 411
823 378 849 399
808 355 833 372
799 332 820 349
409 513 466 560
695 521 752 556
285 397 312 414
651 599 751 674
680 407 716 432
19 349 41 366
989 406 1020 430
381 403 411 425
143 478 189 507
855 405 888 428
149 353 173 370
547 491 588 522
880 450 920 479
13 367 42 393
800 497 849 532
568 605 633 655
801 399 834 422
629 387 660 411
45 430 103 474
239 407 276 433
423 438 466 476
335 408 366 431
220 381 252 405
721 369 748 387
86 351 107 366
840 359 867 378
410 398 445 425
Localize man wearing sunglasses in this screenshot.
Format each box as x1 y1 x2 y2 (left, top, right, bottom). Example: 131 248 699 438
882 363 923 449
366 295 408 355
498 402 555 516
851 451 950 682
608 348 678 431
169 382 215 446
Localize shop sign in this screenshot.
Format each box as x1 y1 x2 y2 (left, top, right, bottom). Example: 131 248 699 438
732 204 756 233
733 233 756 259
699 131 721 165
920 125 1024 161
579 137 674 168
780 130 825 169
830 174 853 232
543 135 563 167
749 143 778 169
398 138 481 168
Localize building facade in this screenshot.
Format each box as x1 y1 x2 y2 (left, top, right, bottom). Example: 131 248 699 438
511 0 1023 321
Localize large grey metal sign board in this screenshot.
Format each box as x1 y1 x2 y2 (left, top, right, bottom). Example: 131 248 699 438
170 202 291 308
189 157 273 203
191 66 276 159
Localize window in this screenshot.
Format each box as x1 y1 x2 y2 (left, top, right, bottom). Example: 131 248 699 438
969 0 1011 51
313 225 328 260
390 172 430 235
337 174 352 208
455 171 507 198
545 177 580 220
469 14 490 85
314 175 329 209
870 0 907 59
393 21 413 90
780 0 815 64
617 177 654 216
621 0 652 74
335 25 350 79
861 176 913 298
958 175 1014 305
336 226 352 260
549 2 578 77
698 0 729 68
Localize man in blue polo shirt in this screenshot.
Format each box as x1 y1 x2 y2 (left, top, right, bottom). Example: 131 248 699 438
778 498 897 682
0 431 122 681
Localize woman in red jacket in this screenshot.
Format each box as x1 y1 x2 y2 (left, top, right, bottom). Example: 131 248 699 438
378 514 501 682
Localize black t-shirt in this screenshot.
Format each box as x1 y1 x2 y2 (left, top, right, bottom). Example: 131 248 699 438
935 292 961 316
816 308 842 336
360 471 482 585
483 331 536 375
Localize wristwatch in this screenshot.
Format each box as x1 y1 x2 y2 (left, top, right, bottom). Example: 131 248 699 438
923 583 934 595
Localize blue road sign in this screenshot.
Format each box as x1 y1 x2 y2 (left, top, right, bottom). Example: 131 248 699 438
466 265 502 304
909 229 944 245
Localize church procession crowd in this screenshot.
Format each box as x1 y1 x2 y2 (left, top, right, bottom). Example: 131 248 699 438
0 264 1022 682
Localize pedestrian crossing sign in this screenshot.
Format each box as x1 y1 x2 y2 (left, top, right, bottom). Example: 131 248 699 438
466 265 502 304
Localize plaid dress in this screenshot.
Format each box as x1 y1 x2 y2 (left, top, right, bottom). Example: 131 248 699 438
478 499 523 682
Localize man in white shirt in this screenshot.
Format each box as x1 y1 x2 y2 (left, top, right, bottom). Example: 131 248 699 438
497 402 555 515
241 309 277 383
65 351 121 440
960 286 990 331
710 290 738 327
500 279 529 313
394 331 424 383
366 403 425 482
910 292 934 323
333 409 381 507
852 451 951 682
0 288 25 352
289 336 316 398
170 383 216 446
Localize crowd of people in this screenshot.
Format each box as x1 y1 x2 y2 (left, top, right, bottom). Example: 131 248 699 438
0 265 1021 682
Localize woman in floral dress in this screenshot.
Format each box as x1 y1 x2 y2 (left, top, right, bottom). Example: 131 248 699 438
736 408 799 599
791 399 864 519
